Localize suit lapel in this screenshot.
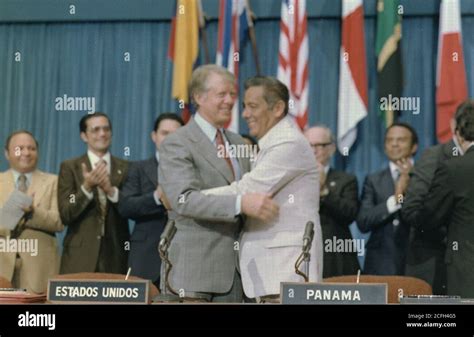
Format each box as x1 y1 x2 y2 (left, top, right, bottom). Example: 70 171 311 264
224 130 250 174
188 119 234 183
381 168 395 197
29 170 47 205
110 156 125 188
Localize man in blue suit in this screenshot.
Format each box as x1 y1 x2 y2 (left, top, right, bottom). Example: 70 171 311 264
118 113 184 288
357 123 418 275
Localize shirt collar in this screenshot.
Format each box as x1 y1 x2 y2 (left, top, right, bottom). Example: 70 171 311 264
11 169 33 187
323 165 330 175
453 136 464 156
194 112 219 143
87 150 111 169
155 150 160 163
389 158 414 178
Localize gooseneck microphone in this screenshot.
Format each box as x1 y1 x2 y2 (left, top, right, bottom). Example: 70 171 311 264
302 221 314 253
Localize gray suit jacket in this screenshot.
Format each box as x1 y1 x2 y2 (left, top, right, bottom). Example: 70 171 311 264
158 118 251 294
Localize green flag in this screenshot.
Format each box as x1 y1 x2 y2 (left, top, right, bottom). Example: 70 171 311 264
375 0 403 127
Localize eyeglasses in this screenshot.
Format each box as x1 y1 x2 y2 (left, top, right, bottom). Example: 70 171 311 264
309 142 332 150
87 126 111 134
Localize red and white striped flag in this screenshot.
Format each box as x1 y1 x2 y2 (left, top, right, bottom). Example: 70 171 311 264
277 0 309 130
337 0 368 154
436 0 468 143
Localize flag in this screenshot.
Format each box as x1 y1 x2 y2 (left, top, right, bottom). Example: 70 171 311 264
168 0 201 123
216 0 251 133
337 0 368 153
375 0 403 128
436 0 468 143
277 0 309 130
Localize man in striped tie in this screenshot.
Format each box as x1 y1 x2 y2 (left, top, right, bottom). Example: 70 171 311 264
0 130 63 293
58 112 129 275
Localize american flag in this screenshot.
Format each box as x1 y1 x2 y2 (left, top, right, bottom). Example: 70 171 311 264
277 0 309 130
216 0 251 133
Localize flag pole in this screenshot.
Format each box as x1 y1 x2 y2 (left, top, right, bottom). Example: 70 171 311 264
197 0 210 64
246 0 261 75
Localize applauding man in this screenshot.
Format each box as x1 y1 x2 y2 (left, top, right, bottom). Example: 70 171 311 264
58 112 129 274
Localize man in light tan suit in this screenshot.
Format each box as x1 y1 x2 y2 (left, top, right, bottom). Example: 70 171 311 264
202 77 323 301
0 130 63 293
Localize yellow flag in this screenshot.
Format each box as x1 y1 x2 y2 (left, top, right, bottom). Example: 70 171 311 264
171 0 199 103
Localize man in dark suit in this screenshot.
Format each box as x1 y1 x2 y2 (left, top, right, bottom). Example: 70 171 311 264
357 123 418 275
58 112 129 274
118 113 183 289
401 104 466 294
304 126 360 278
418 102 474 297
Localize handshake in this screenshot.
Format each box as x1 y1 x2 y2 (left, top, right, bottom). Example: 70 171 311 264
157 186 279 223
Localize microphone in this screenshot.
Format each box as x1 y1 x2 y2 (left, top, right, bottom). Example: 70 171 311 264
302 221 314 253
159 220 176 251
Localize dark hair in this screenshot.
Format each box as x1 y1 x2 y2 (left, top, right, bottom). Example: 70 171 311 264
455 100 474 141
79 112 112 133
385 122 419 146
153 113 185 132
4 130 39 151
240 134 258 146
244 76 290 115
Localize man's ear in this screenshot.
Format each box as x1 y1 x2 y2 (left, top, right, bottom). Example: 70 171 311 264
151 130 157 143
194 92 205 108
80 132 88 143
411 143 418 156
4 149 9 162
455 128 465 146
273 100 285 118
328 143 336 156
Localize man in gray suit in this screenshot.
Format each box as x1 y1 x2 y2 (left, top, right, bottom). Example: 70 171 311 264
158 65 279 302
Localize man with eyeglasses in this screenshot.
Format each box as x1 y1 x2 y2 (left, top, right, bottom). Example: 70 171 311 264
304 126 360 278
58 112 129 274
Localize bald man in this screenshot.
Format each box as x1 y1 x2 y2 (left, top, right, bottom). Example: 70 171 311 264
304 126 360 278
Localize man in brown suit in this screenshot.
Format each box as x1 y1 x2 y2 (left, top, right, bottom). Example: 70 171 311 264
0 130 63 293
58 112 129 274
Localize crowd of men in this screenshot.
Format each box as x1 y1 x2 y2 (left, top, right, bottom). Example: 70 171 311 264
1 64 474 301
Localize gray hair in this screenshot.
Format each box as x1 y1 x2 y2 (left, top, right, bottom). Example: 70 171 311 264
188 65 235 108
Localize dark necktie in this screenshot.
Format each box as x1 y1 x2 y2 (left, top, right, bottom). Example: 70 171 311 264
215 129 235 180
18 174 27 193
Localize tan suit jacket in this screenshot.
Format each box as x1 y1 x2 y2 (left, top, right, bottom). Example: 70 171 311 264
0 169 63 293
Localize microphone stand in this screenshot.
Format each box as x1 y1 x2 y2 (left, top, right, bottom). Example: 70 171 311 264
295 222 314 282
294 246 311 282
152 220 180 303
